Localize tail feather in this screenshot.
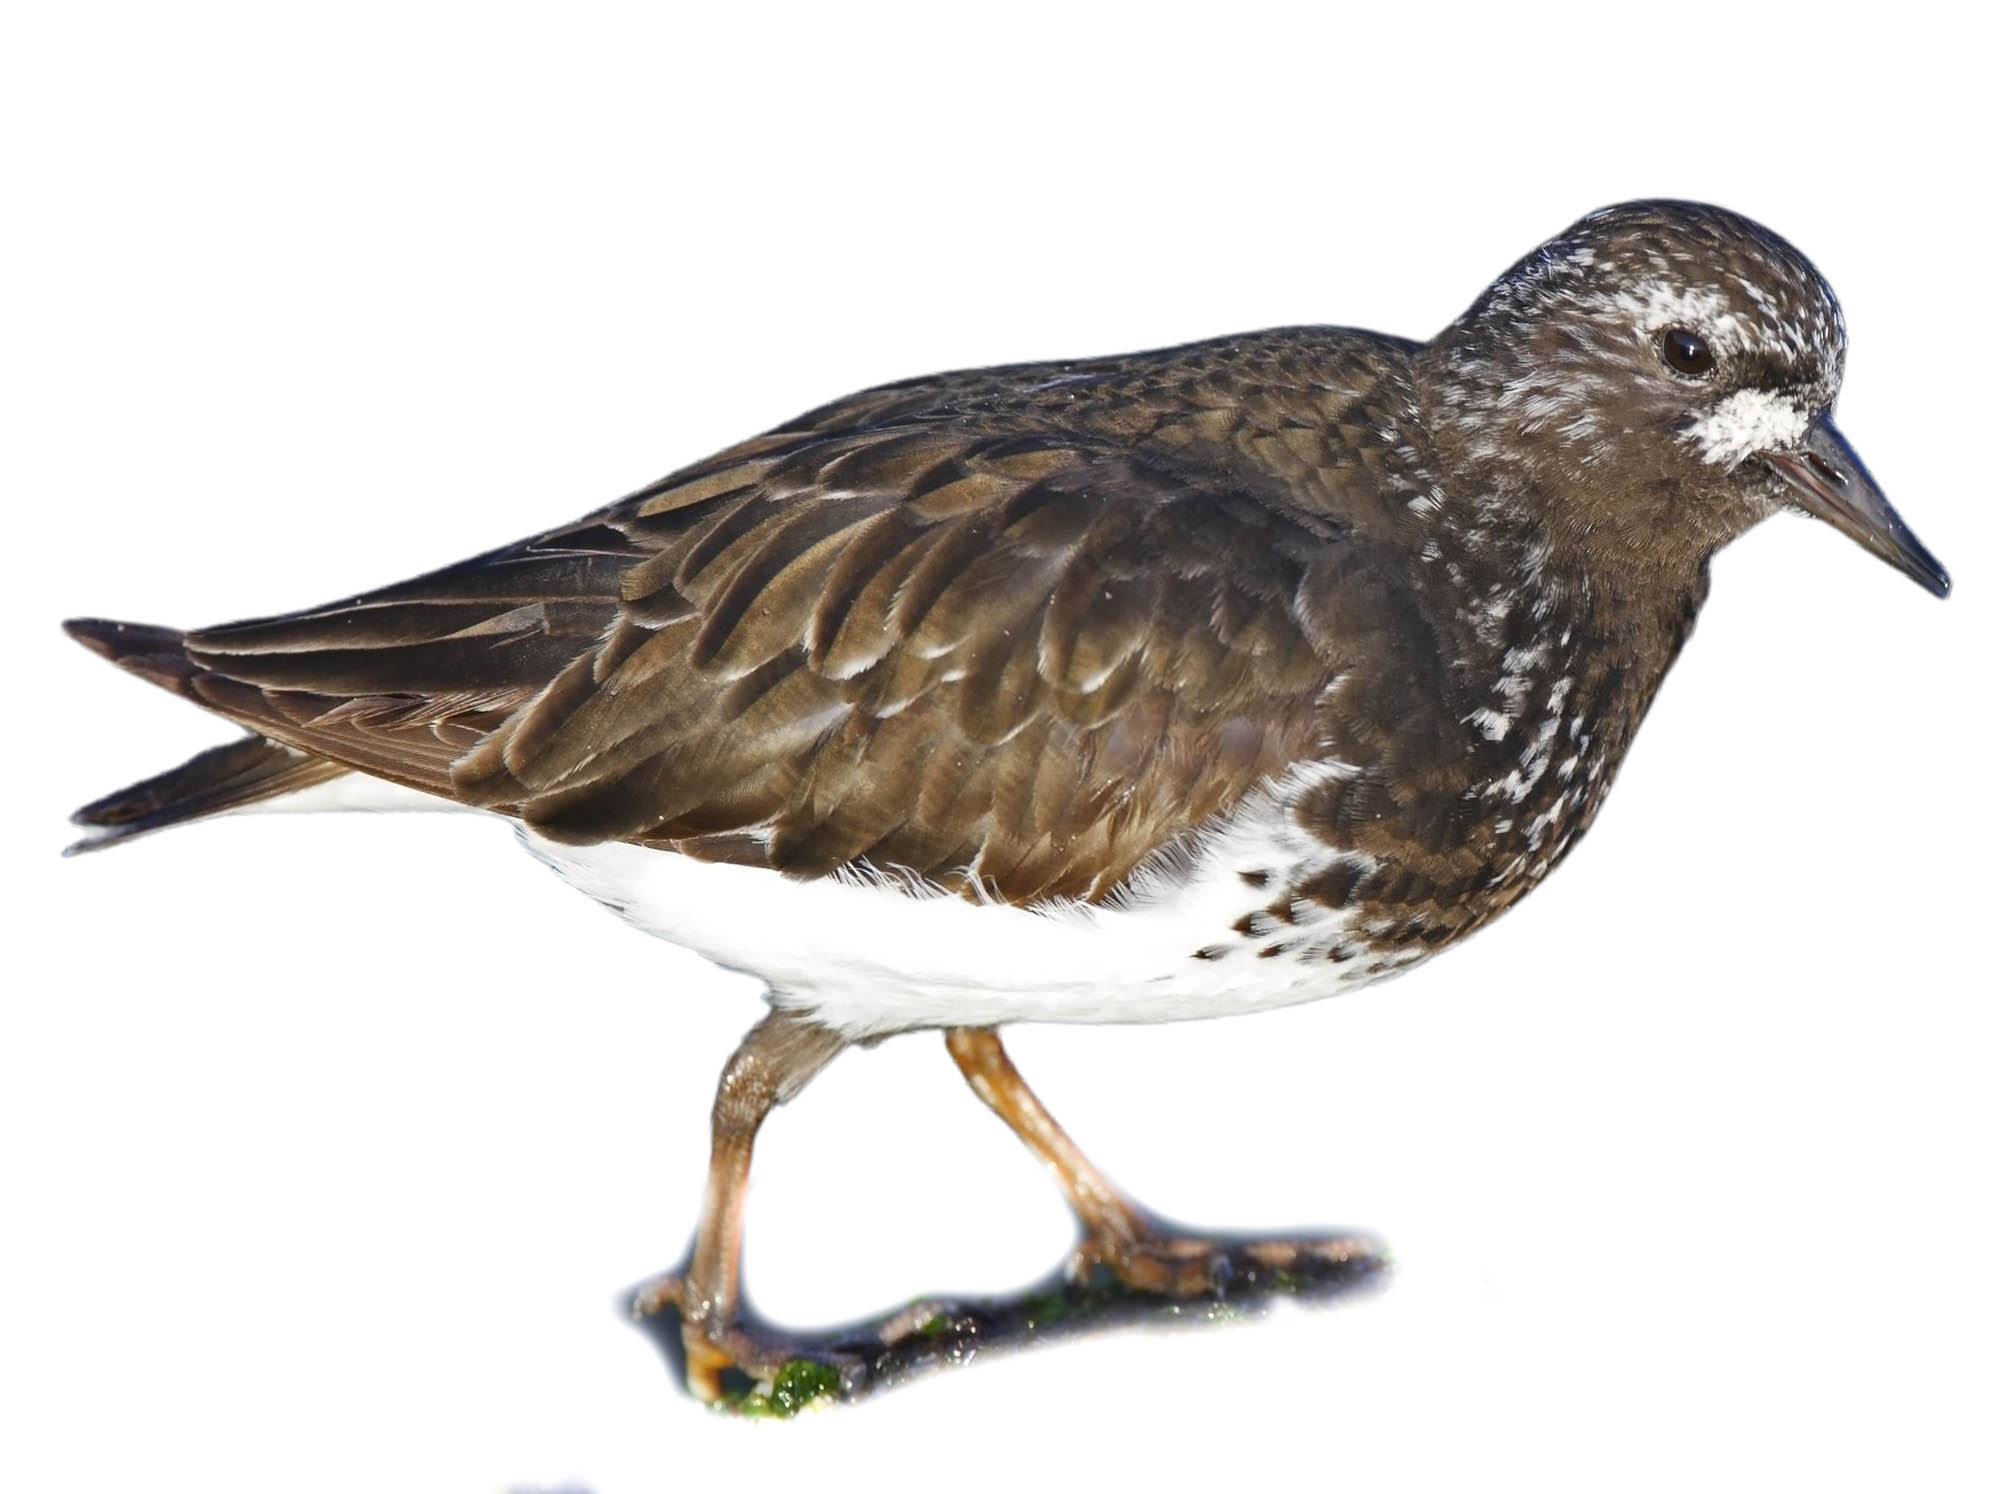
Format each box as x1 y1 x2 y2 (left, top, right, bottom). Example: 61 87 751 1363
62 618 200 694
63 617 352 855
65 519 631 853
66 735 350 856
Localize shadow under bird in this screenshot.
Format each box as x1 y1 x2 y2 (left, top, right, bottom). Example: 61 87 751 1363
65 201 1949 1407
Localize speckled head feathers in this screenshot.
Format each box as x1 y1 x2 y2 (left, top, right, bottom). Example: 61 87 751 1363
1479 200 1845 379
1423 200 1894 587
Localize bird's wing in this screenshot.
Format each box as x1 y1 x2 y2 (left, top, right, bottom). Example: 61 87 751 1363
178 350 1433 905
459 431 1358 902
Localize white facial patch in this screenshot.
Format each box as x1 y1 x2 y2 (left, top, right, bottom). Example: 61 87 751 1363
1686 388 1812 466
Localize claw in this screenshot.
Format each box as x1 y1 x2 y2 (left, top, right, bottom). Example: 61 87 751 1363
633 1277 858 1408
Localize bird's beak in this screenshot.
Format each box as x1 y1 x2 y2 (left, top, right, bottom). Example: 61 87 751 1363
1762 417 1950 598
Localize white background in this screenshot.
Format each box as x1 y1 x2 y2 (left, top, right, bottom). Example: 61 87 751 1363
3 4 1987 1491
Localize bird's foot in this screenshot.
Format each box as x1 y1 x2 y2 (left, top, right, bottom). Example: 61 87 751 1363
631 1274 860 1411
629 1234 1387 1410
1070 1223 1383 1298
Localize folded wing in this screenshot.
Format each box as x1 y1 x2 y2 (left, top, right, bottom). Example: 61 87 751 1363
147 383 1366 904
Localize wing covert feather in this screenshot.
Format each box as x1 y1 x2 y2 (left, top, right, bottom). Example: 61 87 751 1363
447 426 1347 902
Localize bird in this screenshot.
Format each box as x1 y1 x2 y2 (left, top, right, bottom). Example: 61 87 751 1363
63 200 1949 1403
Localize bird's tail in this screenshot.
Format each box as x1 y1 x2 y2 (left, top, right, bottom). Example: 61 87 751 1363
62 618 349 855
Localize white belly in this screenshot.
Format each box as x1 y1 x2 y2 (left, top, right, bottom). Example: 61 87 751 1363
516 767 1411 1039
254 761 1412 1039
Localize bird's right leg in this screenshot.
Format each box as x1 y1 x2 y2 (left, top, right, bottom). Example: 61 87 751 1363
636 1009 845 1402
945 1026 1377 1296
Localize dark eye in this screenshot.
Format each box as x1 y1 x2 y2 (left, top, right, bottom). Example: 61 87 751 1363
1661 327 1715 378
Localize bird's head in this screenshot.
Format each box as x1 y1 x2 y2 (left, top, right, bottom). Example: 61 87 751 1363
1427 199 1948 598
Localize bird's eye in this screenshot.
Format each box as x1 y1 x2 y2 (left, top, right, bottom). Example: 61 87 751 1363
1661 327 1716 378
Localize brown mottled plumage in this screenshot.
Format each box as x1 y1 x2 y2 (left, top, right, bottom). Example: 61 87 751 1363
64 201 1947 1403
76 335 1414 901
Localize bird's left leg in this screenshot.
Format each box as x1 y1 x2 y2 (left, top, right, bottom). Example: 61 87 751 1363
945 1026 1376 1296
637 1010 846 1402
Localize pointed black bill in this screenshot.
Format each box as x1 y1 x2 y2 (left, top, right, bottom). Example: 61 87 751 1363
1764 418 1950 598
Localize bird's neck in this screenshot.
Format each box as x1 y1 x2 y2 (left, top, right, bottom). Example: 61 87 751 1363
1404 464 1712 780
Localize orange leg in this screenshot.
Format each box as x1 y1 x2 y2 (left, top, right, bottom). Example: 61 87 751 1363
638 1011 845 1402
945 1026 1375 1295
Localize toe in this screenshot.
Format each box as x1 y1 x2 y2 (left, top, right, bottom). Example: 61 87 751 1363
630 1272 686 1319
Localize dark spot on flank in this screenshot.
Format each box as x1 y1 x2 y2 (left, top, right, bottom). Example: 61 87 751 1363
1259 943 1290 959
1326 944 1355 963
1238 869 1270 889
1300 861 1364 909
1367 869 1434 904
1192 945 1228 961
1234 909 1289 938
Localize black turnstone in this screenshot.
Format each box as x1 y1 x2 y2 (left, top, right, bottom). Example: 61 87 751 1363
63 200 1949 1401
